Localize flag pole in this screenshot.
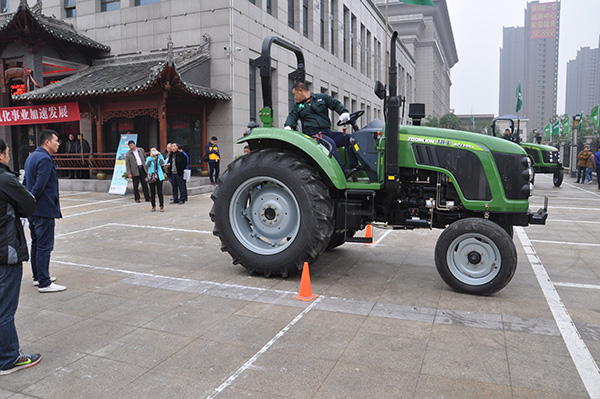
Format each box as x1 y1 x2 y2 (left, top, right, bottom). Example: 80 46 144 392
385 0 389 86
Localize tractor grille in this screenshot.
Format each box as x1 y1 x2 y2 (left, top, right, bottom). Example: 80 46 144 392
542 150 559 164
524 147 541 163
492 152 529 199
413 144 492 201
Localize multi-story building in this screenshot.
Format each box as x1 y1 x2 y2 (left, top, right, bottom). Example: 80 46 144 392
499 1 560 132
0 0 455 172
565 38 600 118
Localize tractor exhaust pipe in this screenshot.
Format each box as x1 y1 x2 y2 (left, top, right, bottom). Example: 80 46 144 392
385 31 400 191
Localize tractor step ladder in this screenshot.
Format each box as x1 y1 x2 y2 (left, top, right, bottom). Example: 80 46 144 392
344 190 376 243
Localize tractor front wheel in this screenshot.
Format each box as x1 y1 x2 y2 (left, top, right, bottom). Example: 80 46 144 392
434 218 517 295
553 168 564 187
210 149 334 277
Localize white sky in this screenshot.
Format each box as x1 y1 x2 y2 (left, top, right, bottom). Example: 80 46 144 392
447 0 600 116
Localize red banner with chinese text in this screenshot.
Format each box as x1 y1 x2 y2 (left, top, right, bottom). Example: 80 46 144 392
530 2 559 40
0 102 80 126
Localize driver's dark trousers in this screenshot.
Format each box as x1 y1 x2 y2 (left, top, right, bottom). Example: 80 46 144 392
320 129 358 167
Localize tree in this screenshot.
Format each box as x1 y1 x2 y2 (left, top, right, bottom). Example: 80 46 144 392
439 113 463 130
424 116 439 127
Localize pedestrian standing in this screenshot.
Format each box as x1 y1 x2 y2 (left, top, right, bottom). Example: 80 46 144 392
23 130 66 292
179 146 190 202
0 138 41 375
168 143 187 204
75 133 90 179
576 145 592 183
145 148 166 212
586 150 596 184
65 133 77 179
595 146 600 189
205 136 220 185
125 140 150 203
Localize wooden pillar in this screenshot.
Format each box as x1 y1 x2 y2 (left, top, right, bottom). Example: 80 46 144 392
159 91 167 151
96 103 103 153
201 102 207 171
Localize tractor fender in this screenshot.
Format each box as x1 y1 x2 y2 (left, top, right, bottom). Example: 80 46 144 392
237 127 347 189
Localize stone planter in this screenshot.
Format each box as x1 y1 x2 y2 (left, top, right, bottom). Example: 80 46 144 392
96 172 106 180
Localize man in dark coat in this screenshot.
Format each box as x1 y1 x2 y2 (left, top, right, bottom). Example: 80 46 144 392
23 130 66 292
125 140 150 203
168 143 188 204
0 137 40 375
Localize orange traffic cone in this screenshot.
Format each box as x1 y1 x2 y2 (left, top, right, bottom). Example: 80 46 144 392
293 262 318 301
365 224 373 243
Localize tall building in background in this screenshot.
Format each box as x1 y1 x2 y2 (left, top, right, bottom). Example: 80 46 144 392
499 1 560 133
565 38 600 118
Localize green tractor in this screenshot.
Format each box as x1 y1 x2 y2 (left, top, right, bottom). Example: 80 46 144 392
210 33 547 295
492 116 563 187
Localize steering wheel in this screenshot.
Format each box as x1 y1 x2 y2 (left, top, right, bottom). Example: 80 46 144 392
337 110 365 126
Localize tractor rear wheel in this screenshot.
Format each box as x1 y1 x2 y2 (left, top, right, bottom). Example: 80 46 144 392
210 149 334 277
327 229 356 250
553 168 564 187
434 218 517 295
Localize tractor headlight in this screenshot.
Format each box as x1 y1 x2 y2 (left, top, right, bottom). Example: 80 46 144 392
521 156 531 168
522 167 534 182
521 182 534 197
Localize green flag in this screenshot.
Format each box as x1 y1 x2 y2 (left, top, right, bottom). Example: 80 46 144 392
515 82 523 113
398 0 435 6
591 105 599 128
544 123 551 137
562 118 569 136
551 119 560 138
470 115 475 130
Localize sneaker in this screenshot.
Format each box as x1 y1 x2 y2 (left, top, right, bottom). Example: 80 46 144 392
38 283 67 293
0 351 41 375
589 181 593 185
33 277 56 286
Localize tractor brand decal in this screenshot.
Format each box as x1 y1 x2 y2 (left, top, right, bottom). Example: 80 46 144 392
407 136 435 144
402 134 484 151
453 143 474 149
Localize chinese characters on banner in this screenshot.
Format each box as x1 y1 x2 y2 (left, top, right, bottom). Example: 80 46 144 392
0 102 80 126
530 2 559 40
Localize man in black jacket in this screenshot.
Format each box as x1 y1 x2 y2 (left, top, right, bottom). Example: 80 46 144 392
0 138 41 375
168 143 188 204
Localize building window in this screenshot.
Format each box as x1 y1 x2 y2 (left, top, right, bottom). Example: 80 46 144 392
249 0 255 4
330 0 336 55
0 0 7 13
249 63 257 122
101 0 120 12
267 0 272 14
302 0 309 38
135 0 160 5
343 6 348 63
288 0 295 29
65 0 76 17
319 0 325 48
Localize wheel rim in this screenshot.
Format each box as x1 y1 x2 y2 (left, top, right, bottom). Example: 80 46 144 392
446 232 502 286
229 176 301 255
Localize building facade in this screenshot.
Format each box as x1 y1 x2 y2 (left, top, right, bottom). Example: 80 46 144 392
565 38 600 118
1 0 455 171
499 1 560 132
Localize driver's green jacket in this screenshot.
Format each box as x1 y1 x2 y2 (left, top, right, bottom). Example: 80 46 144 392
285 93 348 134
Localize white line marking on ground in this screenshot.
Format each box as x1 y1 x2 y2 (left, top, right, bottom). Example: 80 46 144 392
529 239 600 247
372 229 393 247
56 224 112 238
107 223 212 234
548 219 600 224
532 196 600 201
59 191 93 197
554 282 600 290
205 296 322 399
562 181 600 199
61 198 127 209
63 203 136 218
529 206 600 211
516 226 600 398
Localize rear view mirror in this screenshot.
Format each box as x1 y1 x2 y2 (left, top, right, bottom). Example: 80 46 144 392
374 81 386 100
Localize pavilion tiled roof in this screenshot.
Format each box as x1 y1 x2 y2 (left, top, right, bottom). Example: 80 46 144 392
12 47 231 102
0 1 110 53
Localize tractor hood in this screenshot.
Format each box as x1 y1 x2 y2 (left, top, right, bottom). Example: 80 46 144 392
520 142 558 152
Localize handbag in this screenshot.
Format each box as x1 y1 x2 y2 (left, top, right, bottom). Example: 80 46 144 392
203 153 210 162
145 159 159 183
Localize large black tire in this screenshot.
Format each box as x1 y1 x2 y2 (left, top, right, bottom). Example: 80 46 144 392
434 218 517 295
553 168 564 187
210 149 334 277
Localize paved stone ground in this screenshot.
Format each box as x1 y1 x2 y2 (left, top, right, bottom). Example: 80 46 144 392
1 173 600 398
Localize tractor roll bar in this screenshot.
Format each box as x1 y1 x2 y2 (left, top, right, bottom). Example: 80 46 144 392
252 36 306 109
385 31 400 191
